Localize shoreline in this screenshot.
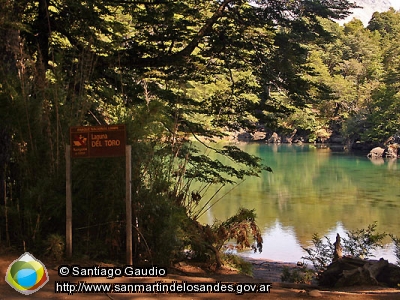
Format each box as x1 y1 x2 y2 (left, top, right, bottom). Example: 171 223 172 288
242 256 300 282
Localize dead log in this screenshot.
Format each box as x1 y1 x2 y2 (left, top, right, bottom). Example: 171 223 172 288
335 258 388 287
333 233 342 262
366 258 388 280
318 232 400 287
376 262 400 287
318 256 366 287
319 257 400 288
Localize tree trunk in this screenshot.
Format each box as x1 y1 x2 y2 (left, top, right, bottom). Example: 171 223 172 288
4 177 10 247
37 0 50 76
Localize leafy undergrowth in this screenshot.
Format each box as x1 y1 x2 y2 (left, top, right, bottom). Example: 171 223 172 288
220 254 253 276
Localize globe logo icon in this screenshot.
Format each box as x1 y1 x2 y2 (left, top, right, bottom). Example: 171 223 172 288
5 252 49 295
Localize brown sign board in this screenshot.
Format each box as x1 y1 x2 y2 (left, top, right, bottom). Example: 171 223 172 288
70 125 126 158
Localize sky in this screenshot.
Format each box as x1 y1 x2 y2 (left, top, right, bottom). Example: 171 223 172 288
338 1 400 26
390 0 400 10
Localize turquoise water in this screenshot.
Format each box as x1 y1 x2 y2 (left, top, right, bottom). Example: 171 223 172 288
197 143 400 263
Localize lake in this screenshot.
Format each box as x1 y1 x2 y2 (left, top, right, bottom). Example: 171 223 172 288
197 143 400 264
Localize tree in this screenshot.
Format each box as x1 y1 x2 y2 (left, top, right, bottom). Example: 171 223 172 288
295 15 395 147
358 9 400 143
0 0 357 264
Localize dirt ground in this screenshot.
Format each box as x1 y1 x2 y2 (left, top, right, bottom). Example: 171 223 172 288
1 252 400 299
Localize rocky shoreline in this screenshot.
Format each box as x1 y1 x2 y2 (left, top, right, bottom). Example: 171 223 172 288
196 128 400 158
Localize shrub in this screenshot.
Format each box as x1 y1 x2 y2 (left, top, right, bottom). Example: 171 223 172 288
281 266 315 284
343 222 387 259
390 234 400 266
302 233 335 272
302 222 387 273
222 253 253 276
45 234 65 261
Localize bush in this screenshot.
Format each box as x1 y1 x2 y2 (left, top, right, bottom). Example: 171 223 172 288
180 207 263 268
302 222 387 273
222 254 253 276
302 233 335 272
281 266 315 284
343 222 387 259
390 234 400 266
45 234 65 261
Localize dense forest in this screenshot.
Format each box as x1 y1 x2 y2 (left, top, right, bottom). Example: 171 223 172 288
280 7 400 147
1 0 399 265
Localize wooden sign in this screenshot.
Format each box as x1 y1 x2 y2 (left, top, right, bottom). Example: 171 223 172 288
70 125 126 158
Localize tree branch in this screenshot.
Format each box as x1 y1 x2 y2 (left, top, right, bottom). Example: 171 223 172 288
121 0 236 67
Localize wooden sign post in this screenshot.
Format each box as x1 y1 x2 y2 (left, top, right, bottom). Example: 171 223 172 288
125 145 132 265
65 145 72 259
70 124 126 158
66 124 132 264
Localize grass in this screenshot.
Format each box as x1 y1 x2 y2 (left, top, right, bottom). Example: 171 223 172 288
221 253 253 276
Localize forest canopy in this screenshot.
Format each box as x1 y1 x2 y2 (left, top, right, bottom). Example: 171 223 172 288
1 0 399 264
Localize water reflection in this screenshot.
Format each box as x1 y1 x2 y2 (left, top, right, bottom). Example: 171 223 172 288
369 157 385 166
368 157 398 170
242 220 304 263
197 143 400 263
241 221 396 263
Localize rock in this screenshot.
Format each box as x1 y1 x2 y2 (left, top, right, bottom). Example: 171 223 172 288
308 289 322 297
267 132 280 144
297 290 307 296
237 131 253 141
293 137 304 144
386 144 399 158
367 147 385 158
252 131 266 141
283 129 297 144
367 144 399 159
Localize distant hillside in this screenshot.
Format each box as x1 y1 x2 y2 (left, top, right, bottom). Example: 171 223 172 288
337 0 393 26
